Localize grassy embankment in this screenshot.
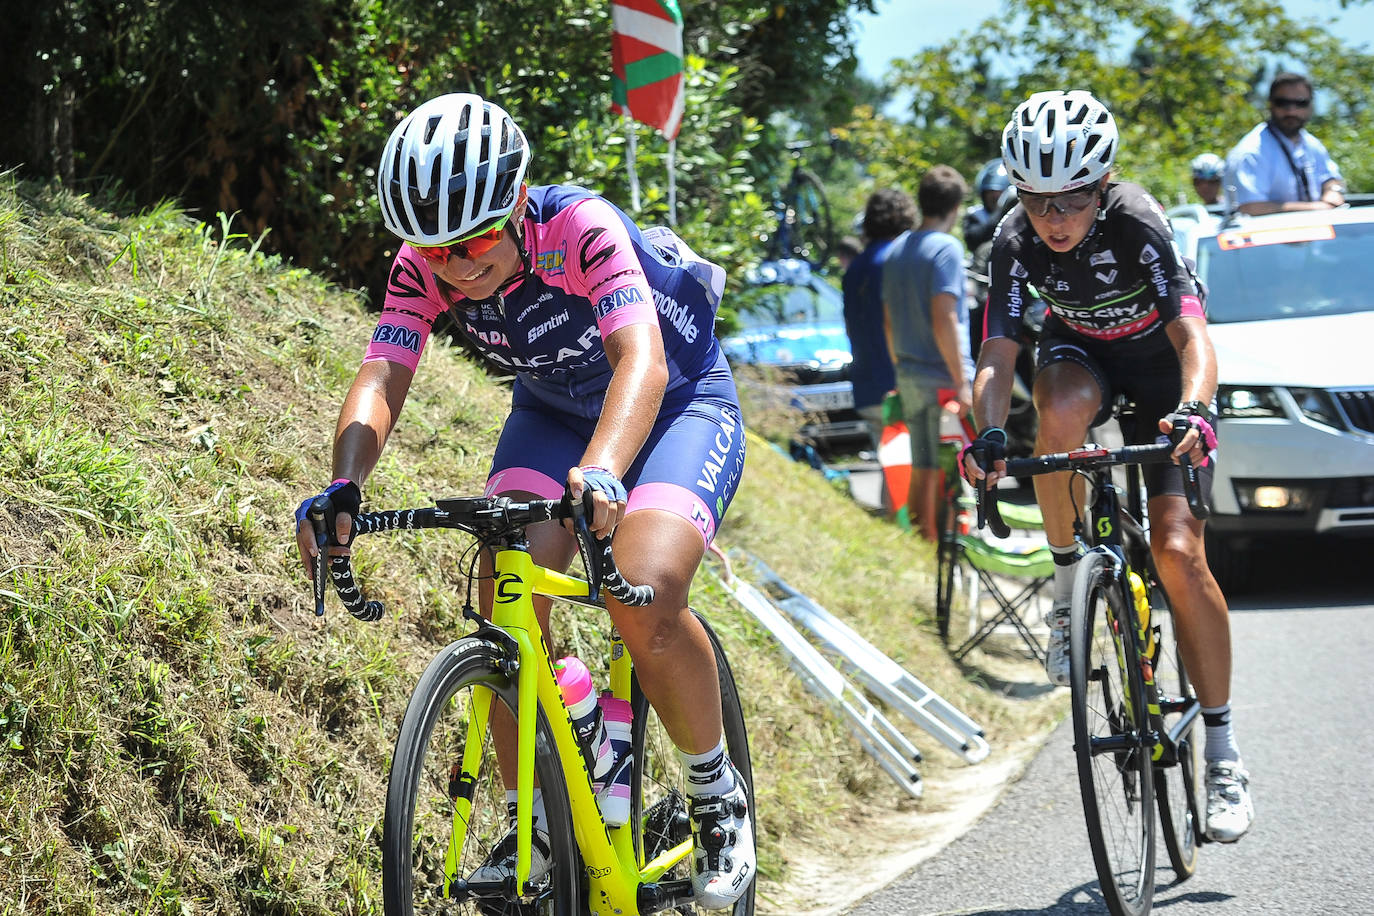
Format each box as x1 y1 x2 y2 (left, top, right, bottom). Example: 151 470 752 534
0 174 1060 915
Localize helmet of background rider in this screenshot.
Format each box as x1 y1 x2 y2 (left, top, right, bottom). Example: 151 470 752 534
1190 152 1225 180
377 93 531 246
974 159 1011 195
1000 90 1118 193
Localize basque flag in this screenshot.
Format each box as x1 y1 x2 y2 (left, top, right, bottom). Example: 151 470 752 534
611 0 685 139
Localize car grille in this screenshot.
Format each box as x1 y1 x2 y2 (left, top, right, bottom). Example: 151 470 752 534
1335 389 1374 435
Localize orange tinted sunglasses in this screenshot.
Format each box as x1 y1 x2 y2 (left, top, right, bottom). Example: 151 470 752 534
413 221 509 266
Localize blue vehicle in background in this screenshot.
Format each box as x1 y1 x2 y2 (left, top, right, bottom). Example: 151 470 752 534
720 259 870 455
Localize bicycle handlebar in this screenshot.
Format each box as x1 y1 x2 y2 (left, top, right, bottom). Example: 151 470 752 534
307 496 656 622
975 431 1209 539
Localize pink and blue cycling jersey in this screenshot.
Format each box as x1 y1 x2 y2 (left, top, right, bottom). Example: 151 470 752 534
365 184 728 418
362 184 746 545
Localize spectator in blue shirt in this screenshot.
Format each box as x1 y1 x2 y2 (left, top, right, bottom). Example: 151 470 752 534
882 166 974 542
843 189 916 455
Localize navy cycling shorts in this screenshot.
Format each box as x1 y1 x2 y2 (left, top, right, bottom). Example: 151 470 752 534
487 361 746 546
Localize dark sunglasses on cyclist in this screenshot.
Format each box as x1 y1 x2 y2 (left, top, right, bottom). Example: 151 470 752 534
1020 186 1101 218
413 219 511 266
1271 96 1311 110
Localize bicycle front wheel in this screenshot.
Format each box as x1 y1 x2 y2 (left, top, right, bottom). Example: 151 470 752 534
1149 580 1203 880
783 168 832 268
631 611 754 916
383 637 580 916
1070 552 1155 916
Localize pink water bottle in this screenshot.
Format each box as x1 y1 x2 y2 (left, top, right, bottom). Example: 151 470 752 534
596 693 633 826
554 656 613 781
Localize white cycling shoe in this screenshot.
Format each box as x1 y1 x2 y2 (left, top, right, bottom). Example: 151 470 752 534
1204 759 1254 843
688 765 755 910
1044 601 1072 687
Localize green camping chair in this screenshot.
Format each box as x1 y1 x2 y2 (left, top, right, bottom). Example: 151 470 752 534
935 489 1054 664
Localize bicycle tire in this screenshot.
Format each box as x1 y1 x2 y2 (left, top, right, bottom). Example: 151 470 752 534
1070 552 1155 916
631 611 755 916
935 535 955 641
1149 581 1203 879
782 168 832 268
383 637 580 916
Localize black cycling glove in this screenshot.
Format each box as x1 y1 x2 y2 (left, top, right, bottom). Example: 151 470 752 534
959 427 1007 482
294 478 361 546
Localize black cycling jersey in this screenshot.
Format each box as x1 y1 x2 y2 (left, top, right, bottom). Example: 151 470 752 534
984 182 1203 357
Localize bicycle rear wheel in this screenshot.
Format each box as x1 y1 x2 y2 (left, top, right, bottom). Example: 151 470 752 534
782 168 832 268
631 611 755 915
383 637 579 916
1149 580 1203 880
1070 552 1155 916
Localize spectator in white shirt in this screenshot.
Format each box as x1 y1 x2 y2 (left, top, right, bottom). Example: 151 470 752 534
1225 72 1344 215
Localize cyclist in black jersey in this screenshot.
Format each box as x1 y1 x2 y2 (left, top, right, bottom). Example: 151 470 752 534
963 90 1253 844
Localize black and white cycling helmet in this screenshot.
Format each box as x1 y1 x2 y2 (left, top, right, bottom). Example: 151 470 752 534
377 93 530 246
1001 90 1117 193
1190 153 1225 180
974 159 1011 195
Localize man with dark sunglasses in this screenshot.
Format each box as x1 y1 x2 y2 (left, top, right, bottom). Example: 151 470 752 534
1224 72 1344 215
965 90 1254 845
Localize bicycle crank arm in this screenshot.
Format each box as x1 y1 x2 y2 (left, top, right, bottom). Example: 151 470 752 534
636 879 695 915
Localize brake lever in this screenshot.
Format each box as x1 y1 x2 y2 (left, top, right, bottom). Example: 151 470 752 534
307 496 330 616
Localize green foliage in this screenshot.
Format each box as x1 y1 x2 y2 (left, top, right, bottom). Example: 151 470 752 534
843 0 1374 211
2 0 873 305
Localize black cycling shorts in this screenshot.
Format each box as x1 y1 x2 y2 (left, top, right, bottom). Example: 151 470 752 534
1036 331 1215 501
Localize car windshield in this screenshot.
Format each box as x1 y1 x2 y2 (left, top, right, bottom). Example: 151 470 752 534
732 281 844 328
1196 221 1374 323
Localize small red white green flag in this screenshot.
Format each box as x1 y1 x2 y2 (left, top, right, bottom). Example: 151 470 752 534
611 0 685 139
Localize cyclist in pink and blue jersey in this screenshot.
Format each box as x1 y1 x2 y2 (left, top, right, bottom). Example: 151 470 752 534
293 93 753 909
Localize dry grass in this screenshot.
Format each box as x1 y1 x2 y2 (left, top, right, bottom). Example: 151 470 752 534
0 173 1062 915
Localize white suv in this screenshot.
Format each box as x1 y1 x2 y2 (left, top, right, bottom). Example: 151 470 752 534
1169 202 1374 590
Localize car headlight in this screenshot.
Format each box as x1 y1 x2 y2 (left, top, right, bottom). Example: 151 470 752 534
1287 387 1345 430
1233 483 1314 512
1217 385 1284 419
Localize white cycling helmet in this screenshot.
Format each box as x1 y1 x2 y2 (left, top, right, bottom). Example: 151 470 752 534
1190 152 1225 180
1001 90 1117 193
377 93 530 246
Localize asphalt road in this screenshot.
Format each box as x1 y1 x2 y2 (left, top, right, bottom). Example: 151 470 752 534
843 536 1374 916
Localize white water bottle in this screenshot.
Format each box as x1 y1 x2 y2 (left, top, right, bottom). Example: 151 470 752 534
554 656 614 781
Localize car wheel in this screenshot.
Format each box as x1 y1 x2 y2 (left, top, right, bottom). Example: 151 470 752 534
1204 528 1252 595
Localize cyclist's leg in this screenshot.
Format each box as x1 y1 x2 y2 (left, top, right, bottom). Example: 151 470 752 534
611 375 755 908
1030 339 1110 547
1030 339 1110 683
1131 370 1252 842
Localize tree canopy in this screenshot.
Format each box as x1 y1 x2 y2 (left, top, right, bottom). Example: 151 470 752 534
839 0 1374 216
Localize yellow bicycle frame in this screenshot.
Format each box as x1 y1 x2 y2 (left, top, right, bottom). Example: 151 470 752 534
445 547 693 915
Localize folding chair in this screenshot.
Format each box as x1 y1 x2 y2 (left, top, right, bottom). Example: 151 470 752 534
936 483 1055 664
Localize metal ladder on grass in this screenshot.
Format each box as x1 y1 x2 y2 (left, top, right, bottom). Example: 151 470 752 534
736 550 990 764
707 545 924 798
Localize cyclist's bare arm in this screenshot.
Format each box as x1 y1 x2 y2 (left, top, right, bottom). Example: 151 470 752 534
966 336 1019 486
573 322 667 537
294 359 414 576
1162 317 1217 464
